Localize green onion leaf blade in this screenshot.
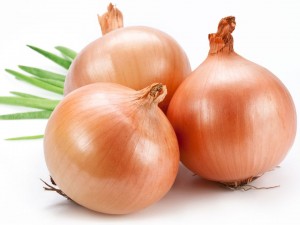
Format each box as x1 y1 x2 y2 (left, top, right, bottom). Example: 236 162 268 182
35 78 64 88
27 45 71 69
55 46 77 60
0 96 59 110
0 110 52 120
5 69 64 95
5 134 44 141
18 65 66 81
10 91 48 100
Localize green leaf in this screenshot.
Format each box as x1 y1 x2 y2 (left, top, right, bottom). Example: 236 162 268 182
10 91 48 100
6 134 44 140
0 110 52 120
27 45 72 69
35 77 64 88
5 69 64 95
0 96 59 110
18 65 66 81
55 46 77 60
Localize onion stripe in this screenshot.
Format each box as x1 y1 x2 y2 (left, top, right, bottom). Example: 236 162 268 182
6 134 44 141
27 45 71 69
55 46 77 60
5 69 64 94
0 110 52 120
18 65 66 81
0 97 59 110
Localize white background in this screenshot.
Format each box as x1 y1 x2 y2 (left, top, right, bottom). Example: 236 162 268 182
0 0 299 224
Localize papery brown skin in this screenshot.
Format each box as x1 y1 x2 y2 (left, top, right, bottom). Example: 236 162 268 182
98 3 123 35
64 4 191 113
167 16 297 185
44 82 179 214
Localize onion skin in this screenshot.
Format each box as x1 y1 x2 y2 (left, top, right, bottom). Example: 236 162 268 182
44 83 179 214
64 4 191 113
167 16 297 185
98 3 123 35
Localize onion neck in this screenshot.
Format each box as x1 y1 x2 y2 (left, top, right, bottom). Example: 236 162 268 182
98 3 124 35
138 83 167 105
208 16 236 54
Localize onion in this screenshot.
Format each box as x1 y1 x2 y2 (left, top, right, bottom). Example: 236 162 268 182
64 3 191 112
44 82 179 214
167 16 297 187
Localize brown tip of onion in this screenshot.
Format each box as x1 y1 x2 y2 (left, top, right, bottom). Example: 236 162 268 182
98 3 124 35
208 16 236 54
138 83 167 105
